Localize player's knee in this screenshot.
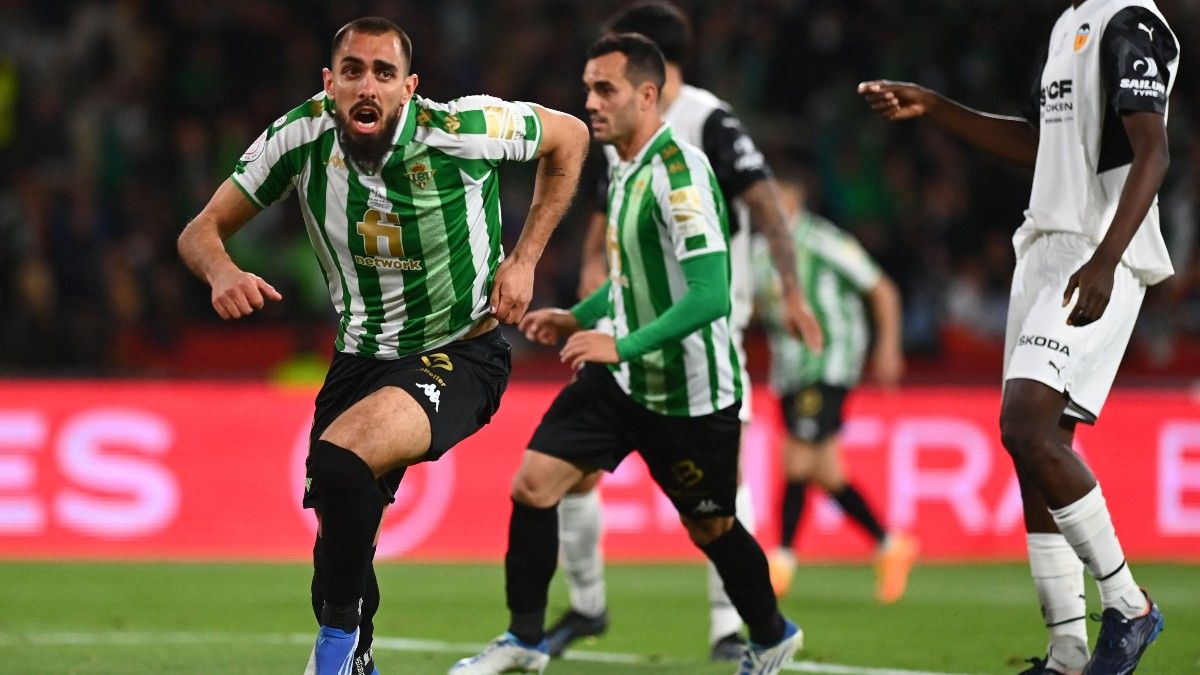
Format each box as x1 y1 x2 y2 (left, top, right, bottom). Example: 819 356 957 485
999 414 1058 469
307 440 382 507
681 515 733 546
510 470 563 509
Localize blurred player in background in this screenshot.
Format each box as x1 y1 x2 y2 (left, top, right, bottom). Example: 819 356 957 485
552 2 823 661
177 16 588 675
859 1 1178 672
451 33 803 675
753 174 917 603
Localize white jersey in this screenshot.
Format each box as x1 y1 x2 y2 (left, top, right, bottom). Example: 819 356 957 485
1016 0 1180 285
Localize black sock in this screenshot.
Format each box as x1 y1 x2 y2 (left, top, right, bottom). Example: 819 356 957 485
699 520 785 645
311 537 324 622
308 440 386 631
505 499 558 644
358 549 379 657
311 540 379 658
830 484 886 543
780 481 808 550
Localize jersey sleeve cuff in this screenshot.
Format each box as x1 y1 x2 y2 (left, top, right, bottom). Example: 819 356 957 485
229 174 266 210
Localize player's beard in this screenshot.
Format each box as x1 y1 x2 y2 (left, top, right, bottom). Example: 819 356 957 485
334 105 402 175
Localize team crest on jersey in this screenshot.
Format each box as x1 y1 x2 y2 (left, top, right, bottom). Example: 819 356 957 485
1074 23 1091 52
444 114 462 135
406 163 436 189
416 109 433 126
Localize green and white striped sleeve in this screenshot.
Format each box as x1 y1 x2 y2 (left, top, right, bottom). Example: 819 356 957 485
655 152 726 262
415 95 542 165
230 95 325 209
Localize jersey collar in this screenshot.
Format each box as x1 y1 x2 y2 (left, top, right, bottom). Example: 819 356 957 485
622 122 674 171
392 97 418 147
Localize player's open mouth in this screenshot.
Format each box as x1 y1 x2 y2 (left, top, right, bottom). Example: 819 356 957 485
350 106 382 135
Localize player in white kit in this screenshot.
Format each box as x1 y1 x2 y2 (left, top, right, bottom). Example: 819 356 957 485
859 2 1177 673
548 0 823 663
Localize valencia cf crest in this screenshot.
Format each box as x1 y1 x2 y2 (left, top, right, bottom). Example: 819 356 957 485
1074 23 1091 52
406 163 436 189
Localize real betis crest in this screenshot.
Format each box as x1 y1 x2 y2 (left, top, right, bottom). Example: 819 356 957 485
406 162 436 189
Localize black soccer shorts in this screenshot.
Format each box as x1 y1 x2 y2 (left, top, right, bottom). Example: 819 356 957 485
779 382 850 443
529 363 741 518
305 328 511 506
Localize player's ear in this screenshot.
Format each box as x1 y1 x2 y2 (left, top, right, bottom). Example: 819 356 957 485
640 81 658 110
402 73 419 103
322 67 335 98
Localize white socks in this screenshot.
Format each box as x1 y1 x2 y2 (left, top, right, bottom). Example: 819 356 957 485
558 490 607 617
1049 485 1147 619
1027 533 1088 672
708 483 756 644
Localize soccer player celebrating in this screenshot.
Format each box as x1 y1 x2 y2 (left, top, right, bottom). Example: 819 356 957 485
859 1 1177 673
177 16 588 675
550 2 823 661
753 175 918 604
450 33 803 675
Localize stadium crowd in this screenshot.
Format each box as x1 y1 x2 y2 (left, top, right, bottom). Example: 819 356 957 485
1 0 1198 379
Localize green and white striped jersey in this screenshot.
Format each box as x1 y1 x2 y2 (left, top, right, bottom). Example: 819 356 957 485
752 212 880 391
231 92 542 359
604 124 741 417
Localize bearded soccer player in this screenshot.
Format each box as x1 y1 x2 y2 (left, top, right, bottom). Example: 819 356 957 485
550 2 823 662
450 33 803 675
177 16 587 675
860 1 1176 673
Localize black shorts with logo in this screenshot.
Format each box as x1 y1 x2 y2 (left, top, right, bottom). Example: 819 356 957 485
529 363 741 518
779 383 849 443
305 328 511 506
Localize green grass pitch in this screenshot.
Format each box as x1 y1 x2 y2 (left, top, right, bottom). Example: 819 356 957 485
0 561 1196 673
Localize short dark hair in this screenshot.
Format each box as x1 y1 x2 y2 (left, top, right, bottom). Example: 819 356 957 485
331 16 413 73
587 33 666 92
604 1 691 64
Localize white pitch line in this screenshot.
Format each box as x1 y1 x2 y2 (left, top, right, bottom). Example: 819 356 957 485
0 631 974 674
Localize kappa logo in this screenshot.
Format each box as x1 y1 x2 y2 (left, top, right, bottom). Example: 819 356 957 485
694 499 721 514
1048 361 1064 377
1138 22 1155 42
415 382 441 412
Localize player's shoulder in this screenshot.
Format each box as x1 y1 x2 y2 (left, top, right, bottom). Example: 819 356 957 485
651 135 711 190
676 84 732 115
268 92 334 136
1104 1 1172 32
412 94 532 136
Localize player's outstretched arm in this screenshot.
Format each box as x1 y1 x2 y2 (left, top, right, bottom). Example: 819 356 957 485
1062 111 1170 327
742 178 823 353
177 179 282 320
857 80 1039 168
489 106 590 325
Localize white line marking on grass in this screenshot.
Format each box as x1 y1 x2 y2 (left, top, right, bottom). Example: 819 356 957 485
0 631 972 674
